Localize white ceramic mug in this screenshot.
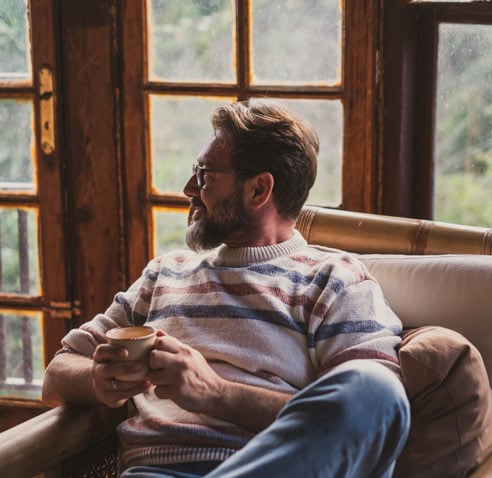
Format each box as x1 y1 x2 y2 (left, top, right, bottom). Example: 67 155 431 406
105 326 157 381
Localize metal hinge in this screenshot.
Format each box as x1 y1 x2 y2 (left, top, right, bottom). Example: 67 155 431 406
48 301 81 319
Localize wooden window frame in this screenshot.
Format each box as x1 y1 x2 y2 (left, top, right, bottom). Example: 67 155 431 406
380 0 492 219
0 0 69 423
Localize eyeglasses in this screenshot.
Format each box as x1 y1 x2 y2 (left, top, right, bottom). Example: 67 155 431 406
192 164 256 189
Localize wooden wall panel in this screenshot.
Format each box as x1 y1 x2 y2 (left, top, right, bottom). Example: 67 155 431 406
380 0 418 217
60 0 126 325
120 0 150 284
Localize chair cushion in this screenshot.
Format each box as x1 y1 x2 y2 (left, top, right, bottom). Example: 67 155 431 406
393 326 492 478
360 254 492 385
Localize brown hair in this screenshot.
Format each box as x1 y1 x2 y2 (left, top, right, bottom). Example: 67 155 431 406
211 100 319 220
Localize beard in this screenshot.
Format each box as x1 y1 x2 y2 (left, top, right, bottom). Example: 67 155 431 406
186 188 250 251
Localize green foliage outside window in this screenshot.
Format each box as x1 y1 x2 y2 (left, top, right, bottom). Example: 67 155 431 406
0 0 30 75
435 24 492 227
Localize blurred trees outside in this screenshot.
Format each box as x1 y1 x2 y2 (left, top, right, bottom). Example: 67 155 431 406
435 24 492 227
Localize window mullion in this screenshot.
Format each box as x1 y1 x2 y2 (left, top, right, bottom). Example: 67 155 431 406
342 0 379 213
236 0 251 100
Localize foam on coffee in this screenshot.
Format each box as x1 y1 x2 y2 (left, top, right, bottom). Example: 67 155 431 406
106 326 155 341
105 326 157 381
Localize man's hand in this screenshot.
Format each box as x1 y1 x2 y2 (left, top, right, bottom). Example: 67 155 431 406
92 343 151 408
147 331 293 432
147 333 225 414
43 330 292 431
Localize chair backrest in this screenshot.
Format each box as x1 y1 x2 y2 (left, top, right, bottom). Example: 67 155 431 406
296 206 492 255
296 206 492 384
361 254 492 384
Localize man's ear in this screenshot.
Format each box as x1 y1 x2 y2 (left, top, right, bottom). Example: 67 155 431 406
245 172 274 209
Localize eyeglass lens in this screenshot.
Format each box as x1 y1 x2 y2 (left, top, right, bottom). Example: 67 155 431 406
192 164 203 187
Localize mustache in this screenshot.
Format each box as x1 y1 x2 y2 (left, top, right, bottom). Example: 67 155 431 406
190 198 205 209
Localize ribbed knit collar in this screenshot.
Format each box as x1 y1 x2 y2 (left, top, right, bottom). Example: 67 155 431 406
211 229 307 267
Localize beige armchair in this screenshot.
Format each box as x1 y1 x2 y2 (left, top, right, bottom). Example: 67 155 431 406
1 206 491 477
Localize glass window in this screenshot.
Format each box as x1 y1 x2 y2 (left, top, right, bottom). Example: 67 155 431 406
0 207 41 296
0 310 44 400
251 0 341 85
0 0 49 402
148 0 235 82
0 100 36 191
151 96 234 193
0 0 31 79
153 208 189 256
434 24 492 227
144 0 345 253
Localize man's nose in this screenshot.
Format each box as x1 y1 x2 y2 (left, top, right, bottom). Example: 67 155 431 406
183 174 200 197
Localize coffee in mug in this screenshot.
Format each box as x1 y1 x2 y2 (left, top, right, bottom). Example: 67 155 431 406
106 326 156 381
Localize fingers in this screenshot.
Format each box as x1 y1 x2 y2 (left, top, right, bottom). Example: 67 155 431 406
93 343 128 363
90 330 175 408
93 342 151 379
97 377 150 408
147 339 190 385
93 367 151 407
95 360 145 381
92 343 151 408
107 377 150 394
153 334 184 353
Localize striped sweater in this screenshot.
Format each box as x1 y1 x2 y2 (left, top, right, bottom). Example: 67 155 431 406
62 230 402 468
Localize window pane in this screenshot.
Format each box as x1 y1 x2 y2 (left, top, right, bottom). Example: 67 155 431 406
0 310 43 400
148 0 235 82
250 98 342 206
434 24 492 227
150 96 233 193
0 0 31 79
153 208 189 256
0 207 41 296
0 99 35 191
252 0 341 85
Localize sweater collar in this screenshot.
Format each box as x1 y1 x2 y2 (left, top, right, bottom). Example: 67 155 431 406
211 230 307 267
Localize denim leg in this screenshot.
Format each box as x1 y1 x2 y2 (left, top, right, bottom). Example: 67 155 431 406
206 360 410 478
120 461 221 478
120 461 222 478
120 467 200 478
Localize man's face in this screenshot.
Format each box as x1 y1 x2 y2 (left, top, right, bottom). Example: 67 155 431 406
183 135 251 251
186 186 250 251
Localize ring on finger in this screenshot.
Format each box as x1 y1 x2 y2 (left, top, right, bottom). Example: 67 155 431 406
111 378 118 391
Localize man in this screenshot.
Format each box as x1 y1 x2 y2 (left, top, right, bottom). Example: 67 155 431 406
42 101 410 477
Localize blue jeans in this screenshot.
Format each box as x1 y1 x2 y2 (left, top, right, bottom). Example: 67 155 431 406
120 360 410 478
